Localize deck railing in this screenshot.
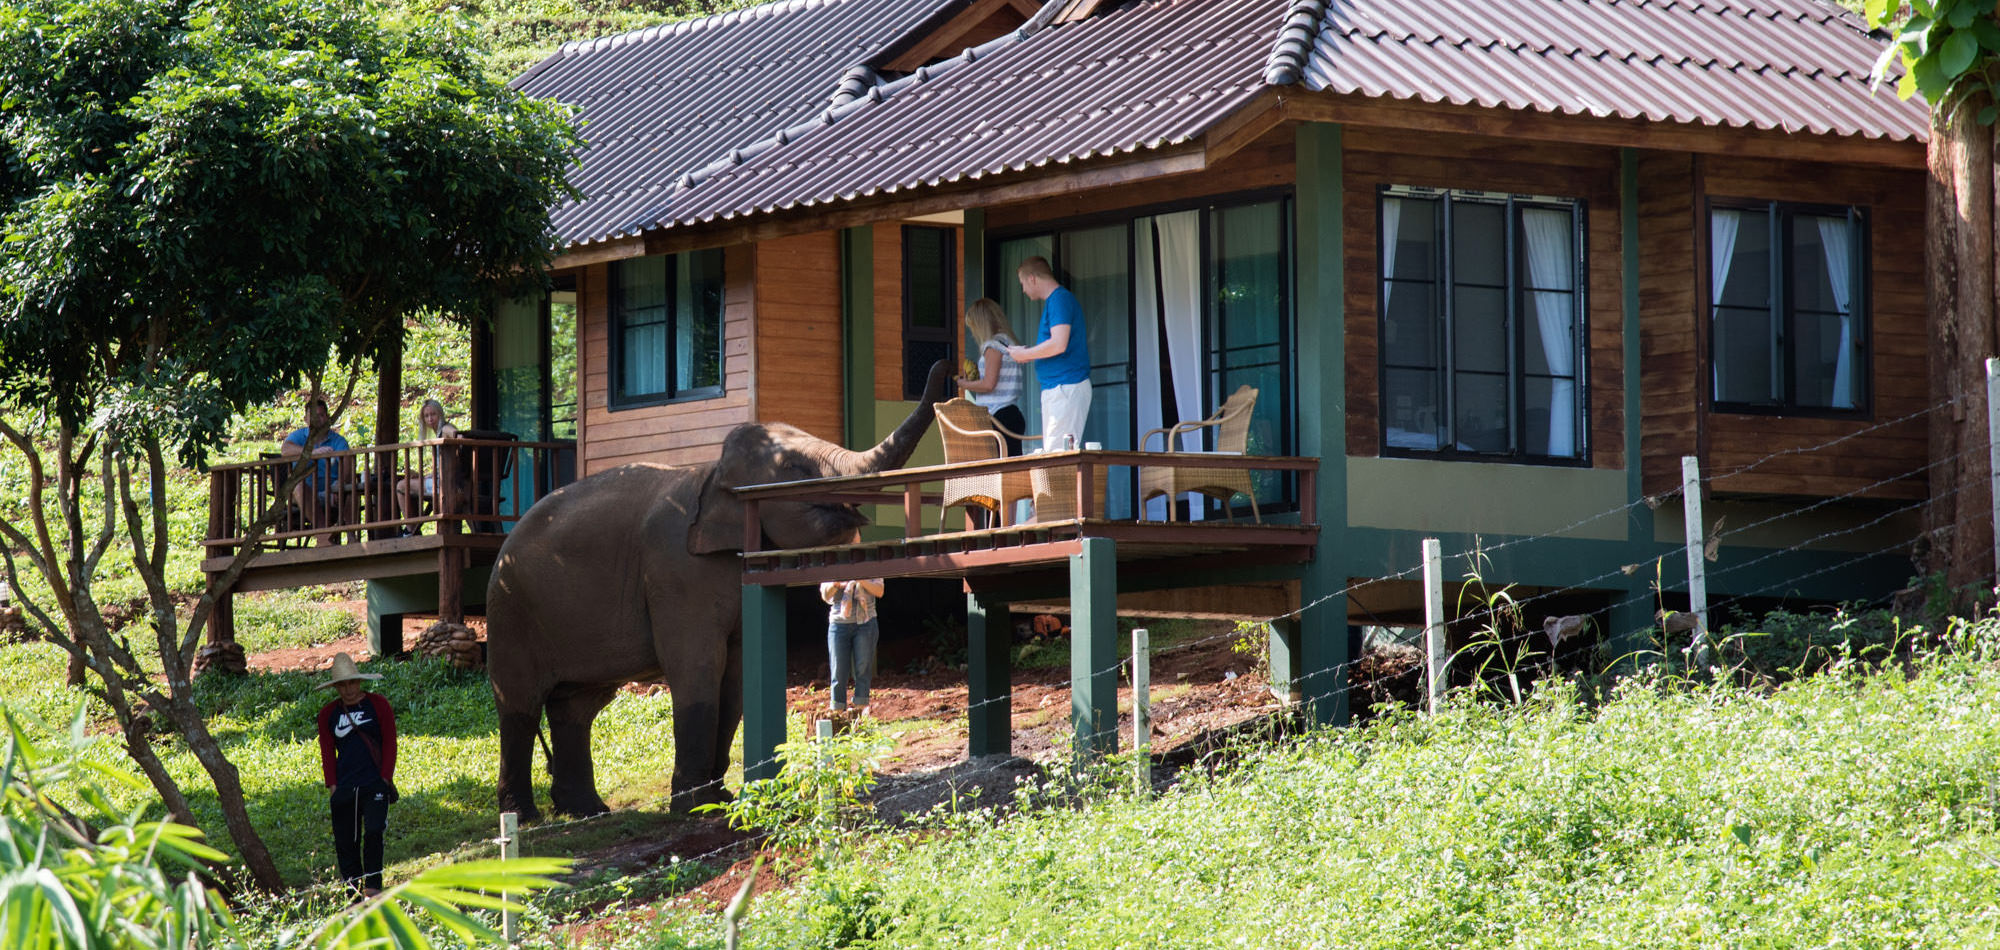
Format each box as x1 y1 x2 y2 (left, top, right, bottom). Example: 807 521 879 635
732 448 1320 555
203 436 575 553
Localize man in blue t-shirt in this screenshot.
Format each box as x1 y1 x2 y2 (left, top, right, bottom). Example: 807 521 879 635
1005 256 1091 451
279 395 353 545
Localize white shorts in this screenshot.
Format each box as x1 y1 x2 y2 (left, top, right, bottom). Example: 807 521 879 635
1040 379 1092 451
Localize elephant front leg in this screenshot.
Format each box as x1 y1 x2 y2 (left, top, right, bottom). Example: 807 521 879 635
545 683 618 817
670 697 734 813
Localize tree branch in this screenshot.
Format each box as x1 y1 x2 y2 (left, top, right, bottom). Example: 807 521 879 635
83 431 119 579
0 418 72 618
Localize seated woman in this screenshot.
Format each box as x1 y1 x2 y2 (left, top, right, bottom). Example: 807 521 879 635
394 399 458 534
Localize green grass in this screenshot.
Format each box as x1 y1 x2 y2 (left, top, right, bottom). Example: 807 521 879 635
678 656 2000 950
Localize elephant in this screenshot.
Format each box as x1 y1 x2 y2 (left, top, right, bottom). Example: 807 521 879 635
486 361 951 821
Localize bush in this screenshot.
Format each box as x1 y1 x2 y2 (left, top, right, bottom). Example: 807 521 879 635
1718 606 1909 681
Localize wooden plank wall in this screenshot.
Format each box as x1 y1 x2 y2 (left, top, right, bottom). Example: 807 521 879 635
754 231 844 443
1636 151 1698 496
1692 156 1928 500
577 243 755 476
1342 128 1625 471
874 226 904 402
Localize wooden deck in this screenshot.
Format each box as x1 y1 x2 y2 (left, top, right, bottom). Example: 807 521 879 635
200 437 575 647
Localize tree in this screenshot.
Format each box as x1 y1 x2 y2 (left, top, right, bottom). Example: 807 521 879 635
1869 0 2000 606
0 0 578 891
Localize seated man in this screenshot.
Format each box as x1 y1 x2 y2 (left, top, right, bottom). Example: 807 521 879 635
279 396 354 545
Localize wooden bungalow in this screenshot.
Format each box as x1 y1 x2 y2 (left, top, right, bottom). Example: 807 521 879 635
204 0 1933 776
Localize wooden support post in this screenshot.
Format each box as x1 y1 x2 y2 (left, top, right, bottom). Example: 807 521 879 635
1987 357 2000 585
1423 538 1446 715
965 590 1013 757
1267 617 1301 704
903 483 921 539
497 811 518 944
742 583 787 783
437 545 466 626
1131 626 1150 796
1069 536 1118 763
205 575 235 646
372 333 402 542
1297 581 1349 727
1681 455 1710 668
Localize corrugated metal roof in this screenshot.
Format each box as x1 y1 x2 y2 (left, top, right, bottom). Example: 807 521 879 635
636 0 1274 231
512 0 957 247
1302 0 1927 142
525 0 1927 248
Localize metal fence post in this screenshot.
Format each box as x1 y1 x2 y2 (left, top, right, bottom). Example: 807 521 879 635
497 811 518 944
1682 455 1710 668
1423 538 1445 714
1131 627 1150 796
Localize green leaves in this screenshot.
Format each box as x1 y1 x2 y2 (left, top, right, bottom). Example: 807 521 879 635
281 858 572 949
0 698 576 949
1869 0 2000 117
0 0 578 465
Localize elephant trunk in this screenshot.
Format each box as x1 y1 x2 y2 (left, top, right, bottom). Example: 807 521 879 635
841 360 952 475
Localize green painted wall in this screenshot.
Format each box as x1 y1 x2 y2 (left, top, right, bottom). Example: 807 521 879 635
841 225 874 452
1347 457 1629 541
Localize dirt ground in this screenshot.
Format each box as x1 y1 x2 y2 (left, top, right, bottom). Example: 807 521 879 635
250 607 1426 923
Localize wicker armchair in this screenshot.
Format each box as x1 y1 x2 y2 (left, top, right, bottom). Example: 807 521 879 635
1138 384 1261 522
936 398 1038 531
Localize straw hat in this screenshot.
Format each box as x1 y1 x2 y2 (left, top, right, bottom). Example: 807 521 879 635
316 652 382 690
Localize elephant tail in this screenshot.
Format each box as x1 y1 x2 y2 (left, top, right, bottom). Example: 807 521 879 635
537 723 554 764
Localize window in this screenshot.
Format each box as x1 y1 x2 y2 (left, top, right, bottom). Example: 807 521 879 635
1378 186 1585 462
991 194 1295 519
610 249 724 408
902 226 957 399
1709 202 1867 413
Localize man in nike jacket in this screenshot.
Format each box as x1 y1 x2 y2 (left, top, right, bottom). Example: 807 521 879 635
315 652 397 897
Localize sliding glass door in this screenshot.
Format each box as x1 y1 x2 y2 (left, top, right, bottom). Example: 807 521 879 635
990 193 1295 520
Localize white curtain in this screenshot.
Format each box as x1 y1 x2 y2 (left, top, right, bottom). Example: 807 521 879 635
1709 210 1742 400
1135 211 1203 521
1380 197 1401 324
1818 217 1855 409
1521 208 1575 458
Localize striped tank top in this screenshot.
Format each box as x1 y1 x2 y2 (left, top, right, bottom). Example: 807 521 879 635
972 336 1024 411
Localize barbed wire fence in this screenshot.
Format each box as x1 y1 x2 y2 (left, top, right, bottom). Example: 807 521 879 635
232 385 1995 934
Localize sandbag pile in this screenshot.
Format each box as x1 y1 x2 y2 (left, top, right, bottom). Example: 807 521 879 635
417 621 483 670
193 640 247 676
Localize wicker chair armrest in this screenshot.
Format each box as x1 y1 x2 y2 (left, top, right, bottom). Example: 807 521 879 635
1167 417 1223 443
990 417 1041 444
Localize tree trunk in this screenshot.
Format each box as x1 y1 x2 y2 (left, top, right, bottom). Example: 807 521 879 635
1927 96 1999 609
164 696 286 892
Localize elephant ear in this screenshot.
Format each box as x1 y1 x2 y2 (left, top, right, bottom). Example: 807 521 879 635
687 466 747 555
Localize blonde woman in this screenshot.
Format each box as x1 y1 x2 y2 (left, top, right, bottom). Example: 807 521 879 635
395 398 459 533
954 298 1027 455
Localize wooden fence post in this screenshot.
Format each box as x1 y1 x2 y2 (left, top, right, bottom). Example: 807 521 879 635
1987 357 2000 585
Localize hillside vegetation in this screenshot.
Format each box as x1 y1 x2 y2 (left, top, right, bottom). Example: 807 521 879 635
715 652 2000 949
